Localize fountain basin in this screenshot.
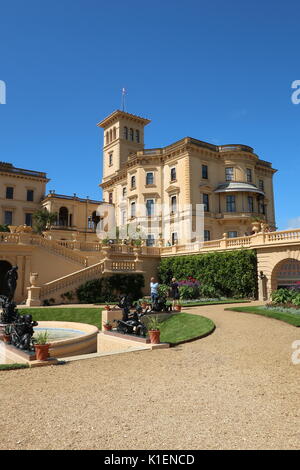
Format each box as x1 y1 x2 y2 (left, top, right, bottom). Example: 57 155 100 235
35 321 99 358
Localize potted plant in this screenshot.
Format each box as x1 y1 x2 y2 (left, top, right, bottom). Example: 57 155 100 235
147 315 161 344
174 302 182 312
2 325 12 344
103 321 112 331
104 303 111 310
34 331 50 361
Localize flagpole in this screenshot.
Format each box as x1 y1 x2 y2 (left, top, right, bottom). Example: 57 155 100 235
121 88 127 111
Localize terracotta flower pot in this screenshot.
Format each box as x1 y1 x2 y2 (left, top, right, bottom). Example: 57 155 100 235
104 305 111 311
149 329 160 344
103 324 112 331
3 334 11 344
175 305 182 312
34 344 50 361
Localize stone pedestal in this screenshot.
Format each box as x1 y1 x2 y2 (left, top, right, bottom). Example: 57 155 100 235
102 307 123 328
26 286 41 306
258 276 268 301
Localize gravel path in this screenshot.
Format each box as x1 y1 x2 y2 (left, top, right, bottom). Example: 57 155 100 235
1 301 299 450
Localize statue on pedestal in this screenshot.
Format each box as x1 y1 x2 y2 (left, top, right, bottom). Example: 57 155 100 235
0 265 38 351
5 266 18 302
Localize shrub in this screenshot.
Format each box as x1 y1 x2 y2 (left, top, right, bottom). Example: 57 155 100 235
200 284 222 298
158 284 170 298
76 273 145 303
158 249 257 298
271 288 294 304
291 293 300 306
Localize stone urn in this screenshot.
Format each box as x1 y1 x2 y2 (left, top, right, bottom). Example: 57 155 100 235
30 273 39 287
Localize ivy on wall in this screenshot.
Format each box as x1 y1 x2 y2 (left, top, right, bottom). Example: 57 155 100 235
158 249 258 298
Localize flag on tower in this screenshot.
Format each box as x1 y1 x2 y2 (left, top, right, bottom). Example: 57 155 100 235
121 87 127 111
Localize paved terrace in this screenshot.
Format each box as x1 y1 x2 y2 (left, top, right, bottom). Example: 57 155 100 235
0 301 299 450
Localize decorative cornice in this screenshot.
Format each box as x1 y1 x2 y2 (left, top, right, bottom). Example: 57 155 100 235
97 110 151 129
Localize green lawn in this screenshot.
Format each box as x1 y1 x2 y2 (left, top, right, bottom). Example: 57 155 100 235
225 306 300 327
159 313 215 344
19 308 103 330
0 363 29 371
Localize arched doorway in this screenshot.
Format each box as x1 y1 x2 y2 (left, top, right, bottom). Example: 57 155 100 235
91 211 100 231
59 207 69 227
272 258 300 290
0 261 12 296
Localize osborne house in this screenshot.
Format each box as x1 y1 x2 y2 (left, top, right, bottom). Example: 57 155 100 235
0 109 300 305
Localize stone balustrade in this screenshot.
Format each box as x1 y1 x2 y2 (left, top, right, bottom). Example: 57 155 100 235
40 261 106 298
160 228 300 256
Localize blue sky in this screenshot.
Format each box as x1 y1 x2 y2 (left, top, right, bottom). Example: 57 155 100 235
0 0 300 229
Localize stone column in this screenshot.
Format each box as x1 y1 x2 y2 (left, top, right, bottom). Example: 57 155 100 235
102 245 112 272
133 247 143 271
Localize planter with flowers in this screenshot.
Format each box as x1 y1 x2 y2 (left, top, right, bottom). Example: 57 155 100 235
178 277 201 301
103 321 113 331
2 325 12 344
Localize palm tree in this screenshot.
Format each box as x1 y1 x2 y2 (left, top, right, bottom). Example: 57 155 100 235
32 209 57 234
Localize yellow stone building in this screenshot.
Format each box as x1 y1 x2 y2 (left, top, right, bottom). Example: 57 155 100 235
41 193 107 241
98 110 277 245
0 161 49 228
4 108 300 306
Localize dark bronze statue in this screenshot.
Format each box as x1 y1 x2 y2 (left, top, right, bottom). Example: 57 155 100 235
115 295 147 337
10 314 38 351
0 265 38 351
151 294 171 313
0 298 18 324
5 266 18 302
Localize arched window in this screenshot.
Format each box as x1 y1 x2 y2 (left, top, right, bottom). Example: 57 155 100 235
131 201 136 218
122 187 127 198
131 175 136 189
59 207 69 226
106 132 109 145
123 127 128 139
129 128 134 141
135 129 140 143
109 129 113 142
113 127 116 140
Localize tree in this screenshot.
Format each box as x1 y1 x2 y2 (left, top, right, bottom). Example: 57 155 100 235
32 209 57 234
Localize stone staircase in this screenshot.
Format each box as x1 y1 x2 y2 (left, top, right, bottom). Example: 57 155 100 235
0 232 89 266
39 258 138 303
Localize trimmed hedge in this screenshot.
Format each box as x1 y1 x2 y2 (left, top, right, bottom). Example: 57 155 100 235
158 249 257 298
76 273 145 303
